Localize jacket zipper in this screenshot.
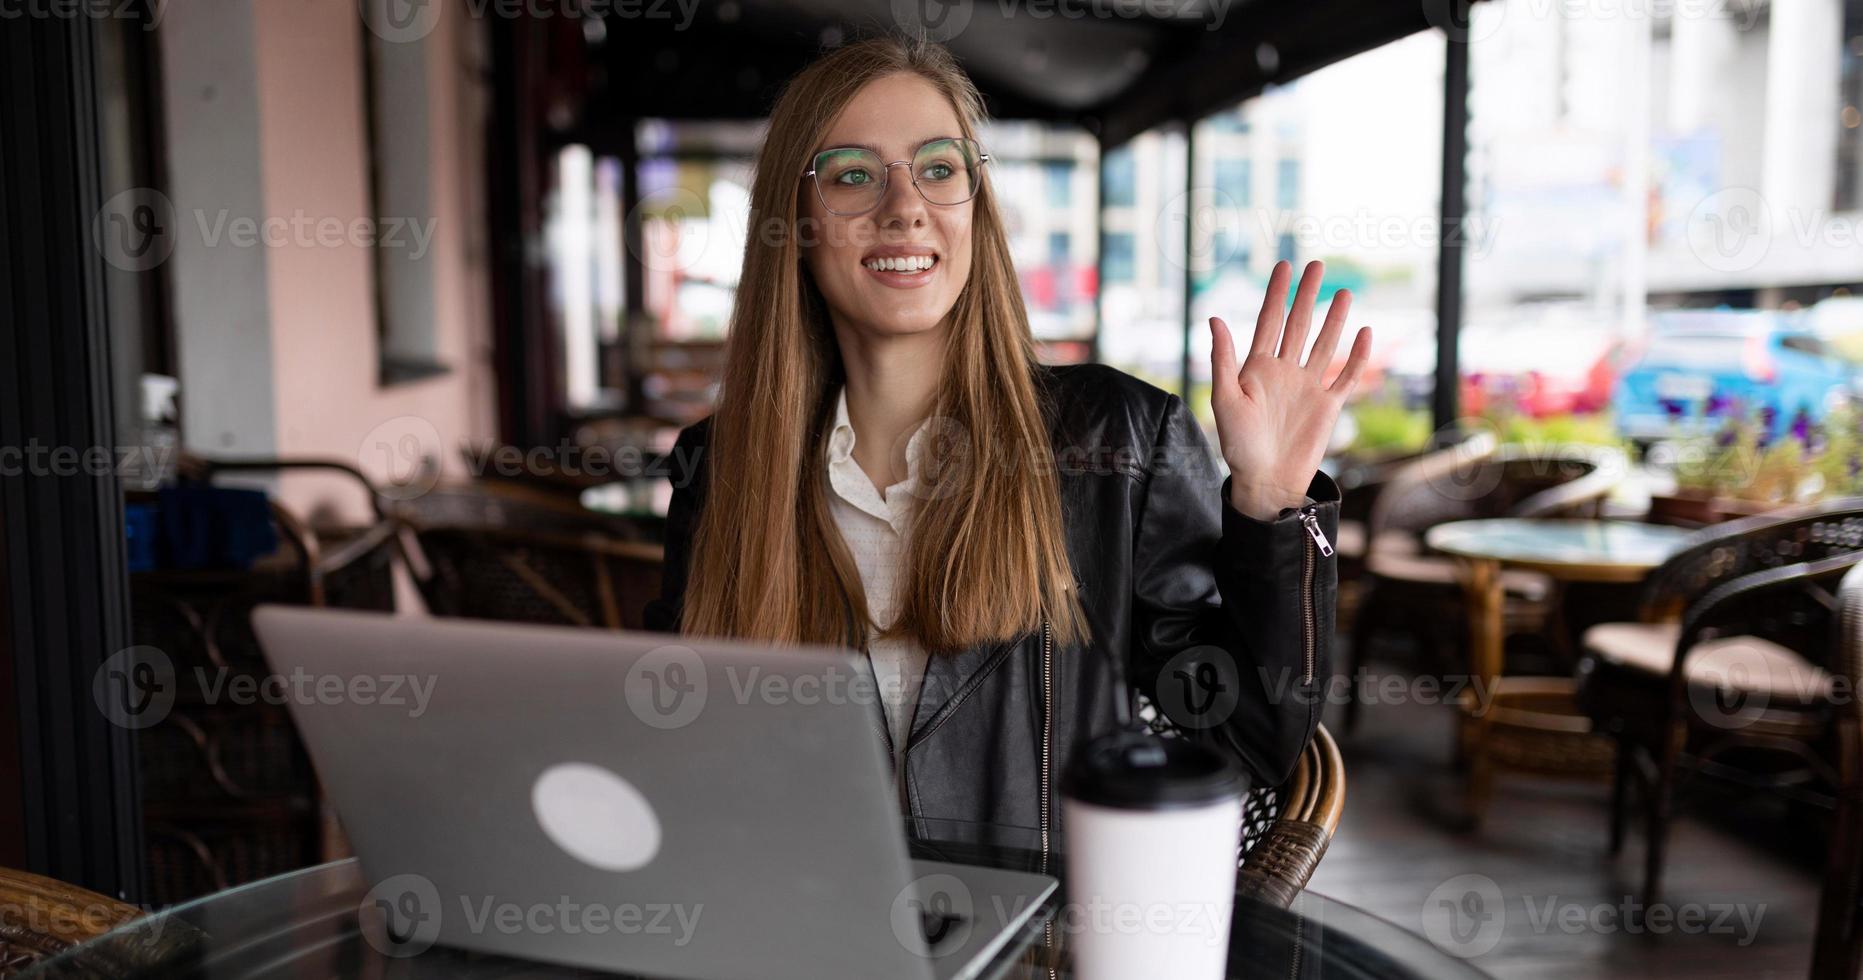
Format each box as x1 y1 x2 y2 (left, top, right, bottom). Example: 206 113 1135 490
1039 615 1056 980
1299 504 1332 686
1039 616 1054 856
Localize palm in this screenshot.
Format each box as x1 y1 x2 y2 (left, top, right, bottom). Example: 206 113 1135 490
1209 260 1373 520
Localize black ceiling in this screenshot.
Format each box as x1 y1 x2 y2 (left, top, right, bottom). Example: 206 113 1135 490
584 0 1480 147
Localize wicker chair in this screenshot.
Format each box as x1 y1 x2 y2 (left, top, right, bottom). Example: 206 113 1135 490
394 482 664 630
1575 497 1863 907
1814 561 1863 980
1235 725 1346 907
131 458 399 904
1345 438 1624 732
0 868 140 976
1134 685 1345 906
1330 437 1475 632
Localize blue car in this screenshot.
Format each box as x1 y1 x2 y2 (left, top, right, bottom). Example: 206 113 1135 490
1613 309 1857 446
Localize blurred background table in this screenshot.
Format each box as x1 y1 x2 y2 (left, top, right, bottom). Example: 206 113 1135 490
1425 518 1696 824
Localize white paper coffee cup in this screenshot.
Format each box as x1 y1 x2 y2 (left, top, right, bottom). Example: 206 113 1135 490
1060 733 1248 980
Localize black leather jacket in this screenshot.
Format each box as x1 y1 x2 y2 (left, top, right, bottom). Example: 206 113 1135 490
643 363 1340 838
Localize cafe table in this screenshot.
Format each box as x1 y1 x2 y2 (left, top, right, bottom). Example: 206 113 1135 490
1423 518 1696 824
37 819 1489 979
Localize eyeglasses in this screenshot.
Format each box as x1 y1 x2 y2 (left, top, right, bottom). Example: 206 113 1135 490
801 137 990 217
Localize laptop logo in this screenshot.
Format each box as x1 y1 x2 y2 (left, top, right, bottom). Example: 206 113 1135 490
625 645 708 730
359 873 442 957
532 762 663 871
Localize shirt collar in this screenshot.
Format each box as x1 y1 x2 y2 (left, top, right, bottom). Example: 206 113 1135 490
827 385 932 525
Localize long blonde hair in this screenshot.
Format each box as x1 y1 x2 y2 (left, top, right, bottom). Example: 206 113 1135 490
679 35 1089 654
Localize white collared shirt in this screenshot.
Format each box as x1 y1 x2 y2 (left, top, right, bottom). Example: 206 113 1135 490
825 385 931 795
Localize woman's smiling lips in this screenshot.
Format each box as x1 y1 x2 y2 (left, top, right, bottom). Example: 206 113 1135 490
861 245 940 289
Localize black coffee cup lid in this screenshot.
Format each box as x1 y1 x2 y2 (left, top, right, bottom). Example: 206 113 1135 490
1060 731 1249 811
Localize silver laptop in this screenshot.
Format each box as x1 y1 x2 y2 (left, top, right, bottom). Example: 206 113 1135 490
252 606 1057 980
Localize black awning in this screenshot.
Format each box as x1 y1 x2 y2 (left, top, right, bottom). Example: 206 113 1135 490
583 0 1472 145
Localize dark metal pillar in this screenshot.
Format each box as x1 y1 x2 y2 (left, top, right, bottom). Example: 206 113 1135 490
1433 12 1472 438
1180 122 1197 398
1 9 146 901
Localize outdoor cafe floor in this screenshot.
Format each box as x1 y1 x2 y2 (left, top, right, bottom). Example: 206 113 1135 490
1313 662 1826 979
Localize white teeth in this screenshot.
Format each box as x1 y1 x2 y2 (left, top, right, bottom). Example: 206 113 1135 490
864 254 936 273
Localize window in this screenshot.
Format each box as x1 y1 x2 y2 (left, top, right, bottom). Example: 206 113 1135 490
1044 161 1072 208
1214 159 1251 208
1276 158 1300 210
1104 148 1136 207
363 20 444 384
1102 232 1136 284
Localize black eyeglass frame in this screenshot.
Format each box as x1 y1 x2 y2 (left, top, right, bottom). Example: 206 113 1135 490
800 137 992 217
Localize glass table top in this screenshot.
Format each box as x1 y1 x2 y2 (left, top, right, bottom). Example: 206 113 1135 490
38 819 1490 979
1424 518 1696 573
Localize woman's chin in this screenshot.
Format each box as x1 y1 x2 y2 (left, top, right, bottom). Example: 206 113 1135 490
856 307 952 339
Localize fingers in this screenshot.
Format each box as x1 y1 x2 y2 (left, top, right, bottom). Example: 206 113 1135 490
1327 326 1374 397
1250 260 1291 357
1306 287 1353 373
1279 260 1326 361
1210 316 1239 394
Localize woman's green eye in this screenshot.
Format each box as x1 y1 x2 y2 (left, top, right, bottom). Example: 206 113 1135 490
836 169 873 186
922 163 954 181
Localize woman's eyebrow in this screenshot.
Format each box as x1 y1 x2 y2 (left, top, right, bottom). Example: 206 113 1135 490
815 135 964 156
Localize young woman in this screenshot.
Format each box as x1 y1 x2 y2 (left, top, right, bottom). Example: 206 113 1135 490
644 37 1371 837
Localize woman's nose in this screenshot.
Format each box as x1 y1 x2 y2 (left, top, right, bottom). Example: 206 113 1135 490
875 161 928 228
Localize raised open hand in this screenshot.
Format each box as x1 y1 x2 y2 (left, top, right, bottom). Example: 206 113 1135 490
1209 259 1373 521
